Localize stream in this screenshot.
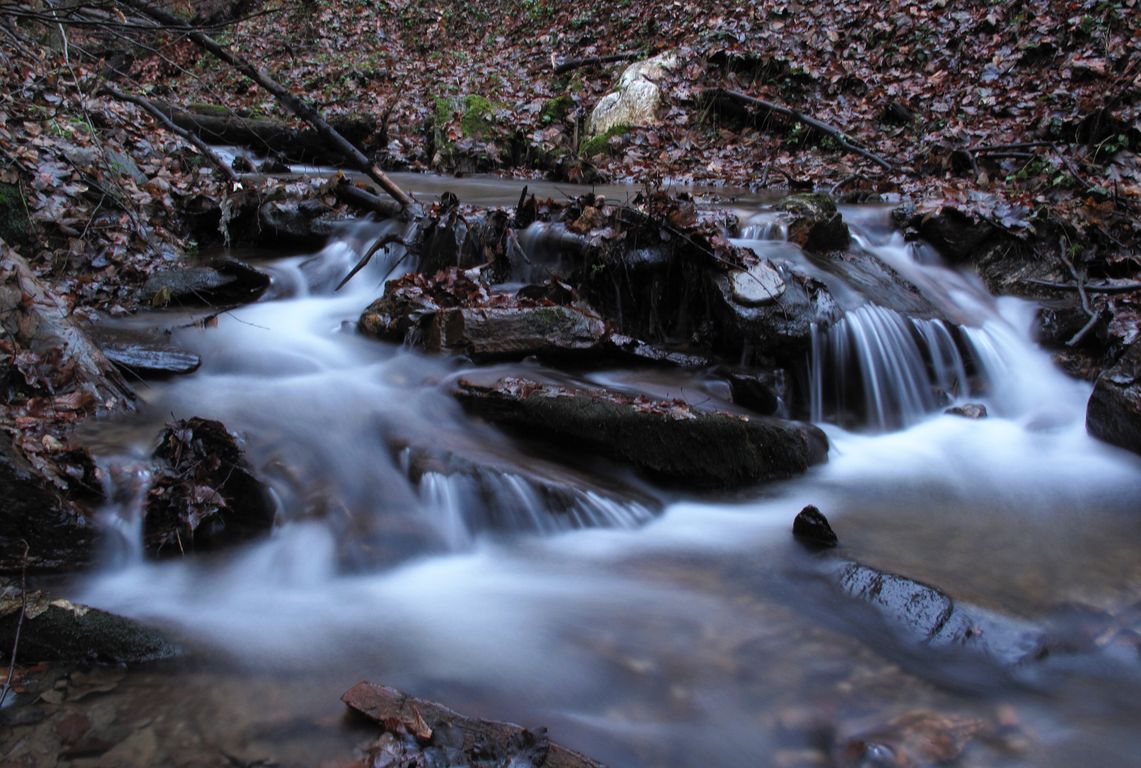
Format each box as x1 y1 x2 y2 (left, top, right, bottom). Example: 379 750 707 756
45 176 1141 766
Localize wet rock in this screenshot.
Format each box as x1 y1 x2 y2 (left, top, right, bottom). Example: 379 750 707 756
709 268 833 357
426 304 607 361
793 505 838 549
1086 342 1141 455
912 206 996 265
143 417 275 557
730 259 786 305
777 194 850 252
945 403 988 419
837 711 983 768
832 562 1045 666
139 258 269 307
360 269 609 362
257 198 343 247
101 343 201 378
723 369 784 415
600 334 713 368
454 375 828 489
0 590 176 663
588 51 680 136
342 681 603 768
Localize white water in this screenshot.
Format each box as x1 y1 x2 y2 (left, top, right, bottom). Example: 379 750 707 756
72 200 1141 767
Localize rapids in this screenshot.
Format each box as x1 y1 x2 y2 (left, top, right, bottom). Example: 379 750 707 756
60 179 1141 767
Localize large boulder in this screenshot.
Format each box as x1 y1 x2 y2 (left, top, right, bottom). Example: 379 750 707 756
1087 342 1141 455
454 375 827 489
588 51 680 136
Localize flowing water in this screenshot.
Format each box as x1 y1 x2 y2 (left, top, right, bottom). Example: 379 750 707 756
24 180 1141 766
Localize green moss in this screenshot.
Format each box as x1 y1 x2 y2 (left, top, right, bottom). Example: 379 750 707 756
0 182 31 249
434 94 503 140
541 95 572 125
187 102 231 117
579 123 630 157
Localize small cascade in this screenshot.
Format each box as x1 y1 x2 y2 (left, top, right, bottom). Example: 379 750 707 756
809 304 976 430
418 468 656 548
738 212 789 241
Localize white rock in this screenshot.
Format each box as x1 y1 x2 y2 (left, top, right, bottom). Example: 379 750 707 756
730 260 786 306
588 51 680 136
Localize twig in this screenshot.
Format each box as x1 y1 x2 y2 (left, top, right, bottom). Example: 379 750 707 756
704 88 895 171
336 234 406 291
971 141 1059 153
830 173 865 195
0 541 30 709
1068 310 1103 347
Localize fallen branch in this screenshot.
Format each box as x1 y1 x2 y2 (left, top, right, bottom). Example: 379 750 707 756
336 233 406 291
704 88 895 171
0 541 29 709
1026 278 1141 294
114 0 416 211
332 180 403 219
101 86 240 185
553 52 638 75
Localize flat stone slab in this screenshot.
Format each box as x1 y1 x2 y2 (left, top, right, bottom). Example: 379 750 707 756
730 259 786 306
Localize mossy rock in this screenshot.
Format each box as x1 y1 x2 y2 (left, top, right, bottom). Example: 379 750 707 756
777 193 850 252
0 591 177 663
434 94 503 140
0 182 31 250
579 123 629 157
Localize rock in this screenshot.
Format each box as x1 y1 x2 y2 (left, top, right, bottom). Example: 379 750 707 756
425 305 607 361
0 590 176 663
454 375 828 489
143 417 275 557
257 199 342 247
588 51 680 136
724 370 784 416
709 268 833 358
793 505 838 549
914 206 996 265
730 259 786 305
832 562 1044 666
777 194 850 252
1087 342 1141 455
101 343 201 378
0 432 97 573
342 681 603 768
139 258 269 307
945 403 988 419
837 711 984 768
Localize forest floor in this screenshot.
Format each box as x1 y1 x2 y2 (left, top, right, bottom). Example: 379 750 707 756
2 0 1138 298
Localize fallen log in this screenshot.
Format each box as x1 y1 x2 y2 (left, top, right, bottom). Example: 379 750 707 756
702 87 895 171
553 51 638 74
114 0 416 210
